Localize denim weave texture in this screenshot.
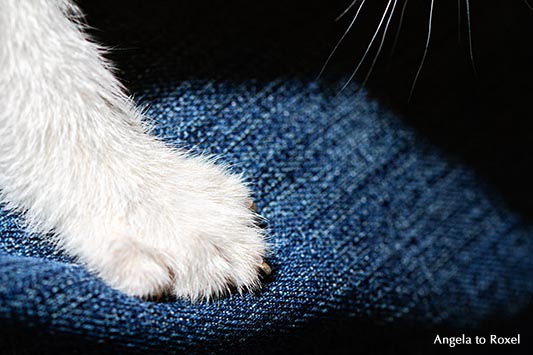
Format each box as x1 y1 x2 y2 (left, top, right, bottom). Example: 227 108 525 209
0 1 531 353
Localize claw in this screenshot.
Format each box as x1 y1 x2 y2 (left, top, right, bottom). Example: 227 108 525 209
259 260 272 276
249 200 257 212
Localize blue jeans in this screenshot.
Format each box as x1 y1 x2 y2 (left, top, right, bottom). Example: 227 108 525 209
1 1 531 353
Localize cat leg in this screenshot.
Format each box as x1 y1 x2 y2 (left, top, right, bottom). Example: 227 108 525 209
0 0 268 300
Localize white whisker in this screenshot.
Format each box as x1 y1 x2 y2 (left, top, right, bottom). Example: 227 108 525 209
408 0 434 101
336 0 360 21
525 0 533 11
390 0 409 58
339 0 393 93
362 0 398 87
457 0 462 43
318 0 367 78
466 0 476 74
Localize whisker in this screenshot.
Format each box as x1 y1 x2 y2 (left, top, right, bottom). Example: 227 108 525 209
318 0 367 79
408 0 434 102
336 0 360 21
362 0 398 87
457 0 462 43
390 0 409 58
466 0 477 74
525 0 533 11
339 0 393 93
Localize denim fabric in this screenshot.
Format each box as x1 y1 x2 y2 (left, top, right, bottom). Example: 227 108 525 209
1 1 531 353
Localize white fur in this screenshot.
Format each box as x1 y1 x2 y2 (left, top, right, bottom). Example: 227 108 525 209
0 0 268 300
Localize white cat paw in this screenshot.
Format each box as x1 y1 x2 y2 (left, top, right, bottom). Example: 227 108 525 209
64 153 269 301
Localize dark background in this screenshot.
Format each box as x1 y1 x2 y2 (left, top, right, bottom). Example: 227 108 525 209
81 0 533 220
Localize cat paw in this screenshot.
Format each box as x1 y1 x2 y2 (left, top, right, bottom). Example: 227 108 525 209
68 154 269 301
